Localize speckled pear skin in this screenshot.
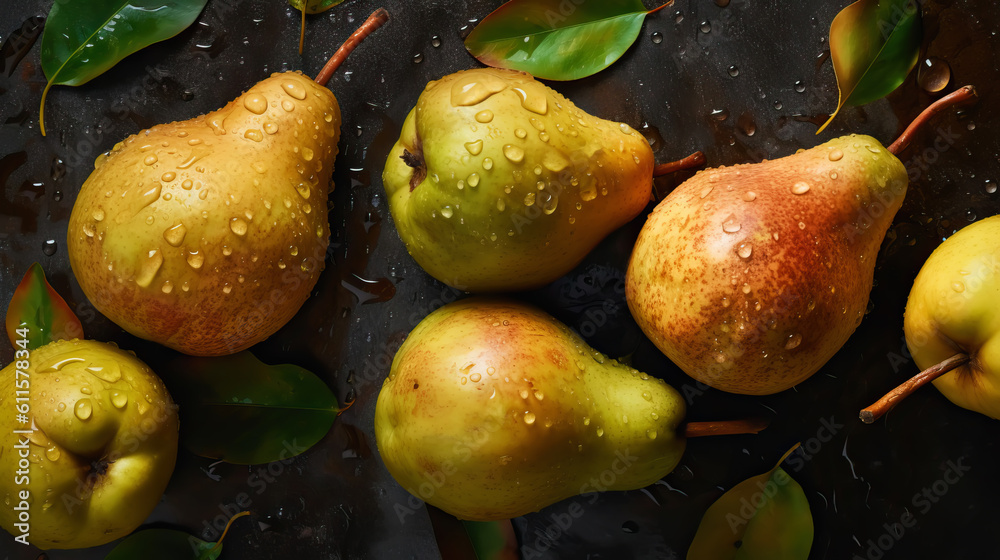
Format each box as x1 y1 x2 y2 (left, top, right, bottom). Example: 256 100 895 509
67 72 340 356
0 339 178 549
374 298 686 521
383 68 653 292
626 135 907 395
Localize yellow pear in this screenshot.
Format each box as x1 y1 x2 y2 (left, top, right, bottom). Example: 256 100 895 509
383 68 654 292
374 297 686 521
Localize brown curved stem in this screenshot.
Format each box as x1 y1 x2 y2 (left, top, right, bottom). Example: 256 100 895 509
682 418 769 438
314 8 390 87
652 151 707 177
887 86 977 155
860 353 970 424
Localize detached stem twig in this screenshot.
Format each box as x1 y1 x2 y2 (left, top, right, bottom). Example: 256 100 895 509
314 8 390 87
859 353 970 424
683 418 769 438
652 151 707 177
887 86 977 155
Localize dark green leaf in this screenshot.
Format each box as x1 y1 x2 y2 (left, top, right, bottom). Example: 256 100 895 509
105 528 219 560
687 445 813 560
819 0 922 133
289 0 345 15
39 0 210 134
464 520 519 560
167 352 339 464
465 0 667 81
5 263 83 350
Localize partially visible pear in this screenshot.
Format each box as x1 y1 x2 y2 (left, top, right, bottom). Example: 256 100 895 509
374 297 686 521
861 214 1000 421
383 68 654 292
627 135 907 395
68 71 341 356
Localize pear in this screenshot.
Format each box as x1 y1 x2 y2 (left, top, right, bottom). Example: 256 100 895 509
66 11 390 356
861 214 1000 422
383 68 654 292
67 72 339 356
374 297 686 521
627 134 907 395
626 86 976 396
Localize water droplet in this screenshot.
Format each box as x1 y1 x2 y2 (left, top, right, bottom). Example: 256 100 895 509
952 281 966 293
646 429 658 440
785 333 803 350
243 93 268 114
466 173 480 188
534 391 544 401
792 181 811 195
723 216 741 233
74 399 93 420
799 221 806 230
92 209 105 222
244 129 263 142
412 52 424 63
440 206 454 218
136 249 163 288
722 296 731 308
42 239 57 256
281 99 295 112
794 80 806 93
187 251 204 269
161 281 173 294
163 223 187 246
296 183 311 199
523 192 536 206
264 122 279 135
773 100 783 110
700 185 715 199
230 217 248 236
465 140 483 155
596 427 605 437
111 391 128 409
737 243 753 258
431 35 442 48
470 372 482 382
45 447 61 462
742 191 757 201
503 144 525 163
651 31 663 44
828 149 844 161
917 57 951 93
281 81 307 100
711 108 729 121
742 283 752 294
301 147 314 161
475 110 494 123
700 21 712 33
524 412 536 425
144 155 157 166
83 224 96 237
161 171 176 182
986 180 997 194
728 65 739 77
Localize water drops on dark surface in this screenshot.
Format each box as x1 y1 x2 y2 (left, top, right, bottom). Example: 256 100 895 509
966 122 976 131
674 11 684 23
773 100 783 110
52 190 63 202
738 111 756 136
727 65 739 77
699 21 712 33
640 122 665 151
965 209 977 222
431 35 442 48
711 108 729 122
986 180 996 194
181 90 195 101
50 157 66 182
622 520 639 533
917 57 951 93
354 125 363 137
651 31 663 44
794 80 806 93
42 240 57 256
412 53 424 64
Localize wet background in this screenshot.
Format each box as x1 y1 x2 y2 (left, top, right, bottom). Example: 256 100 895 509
1 0 999 558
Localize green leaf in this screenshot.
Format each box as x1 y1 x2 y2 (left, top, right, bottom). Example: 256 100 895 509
106 529 219 560
465 0 668 81
464 520 518 560
818 0 922 133
5 263 83 350
687 445 813 560
167 352 340 465
289 0 345 15
38 0 210 135
106 512 248 559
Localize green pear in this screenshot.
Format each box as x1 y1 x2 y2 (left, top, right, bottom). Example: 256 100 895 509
383 68 654 292
67 71 341 356
627 135 907 395
861 214 1000 421
374 297 686 521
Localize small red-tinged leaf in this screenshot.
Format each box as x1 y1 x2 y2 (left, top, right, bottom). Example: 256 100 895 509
105 512 249 560
166 352 341 465
465 0 668 81
428 507 518 560
687 444 813 560
5 263 83 350
818 0 922 133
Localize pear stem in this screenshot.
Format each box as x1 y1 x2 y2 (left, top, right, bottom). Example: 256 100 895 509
887 86 977 155
859 353 970 424
652 151 707 177
298 6 307 56
682 418 769 438
314 8 390 87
